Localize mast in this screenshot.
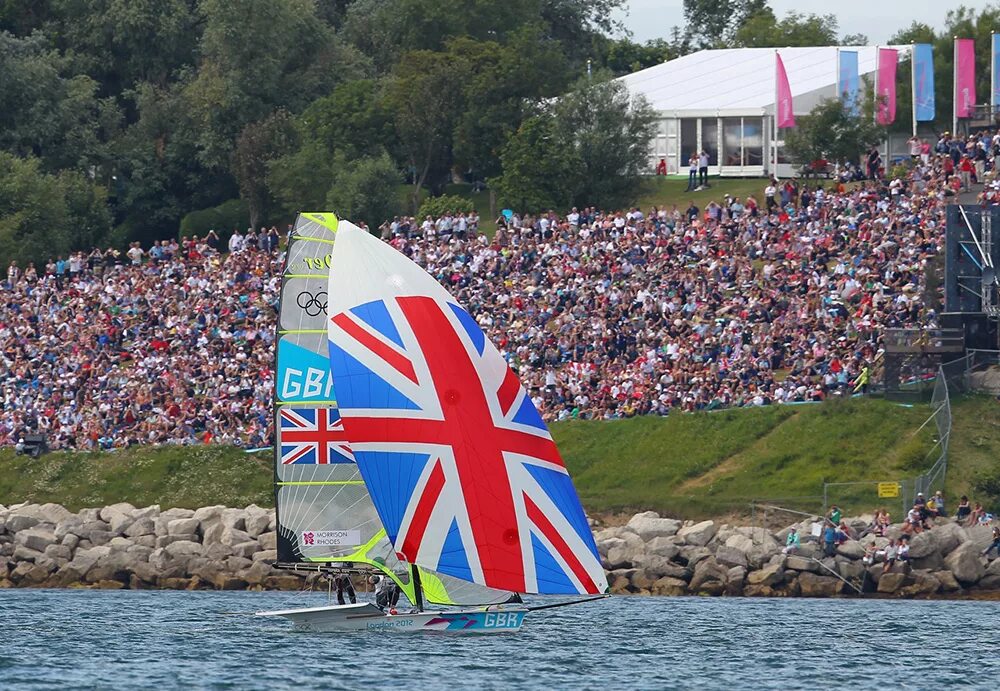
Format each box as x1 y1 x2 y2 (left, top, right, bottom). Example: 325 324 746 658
911 42 918 137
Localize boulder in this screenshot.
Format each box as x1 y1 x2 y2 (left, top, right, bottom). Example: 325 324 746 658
785 556 819 573
167 518 200 536
5 514 40 534
44 543 73 562
964 524 997 553
108 536 135 553
164 540 203 558
258 531 277 551
678 545 712 568
748 563 785 587
245 510 271 539
124 518 156 538
726 566 746 595
11 561 50 586
978 558 1000 589
689 557 728 591
238 560 273 587
230 540 260 559
86 553 135 584
836 559 865 581
932 521 965 555
201 521 226 546
797 571 842 597
876 572 907 594
725 534 755 554
192 505 226 523
633 555 689 580
203 542 235 561
907 531 938 559
54 517 84 540
160 507 196 520
252 549 277 563
677 520 717 546
626 512 682 540
944 542 986 585
126 544 155 560
220 508 247 531
13 546 44 562
934 570 961 592
15 503 73 525
149 549 187 579
607 569 636 594
156 534 198 549
651 576 688 596
715 546 748 569
15 528 57 553
911 552 945 572
899 570 941 597
643 536 680 560
835 540 865 560
605 533 645 570
65 546 111 576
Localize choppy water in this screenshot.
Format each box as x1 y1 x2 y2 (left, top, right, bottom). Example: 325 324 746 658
1 590 998 689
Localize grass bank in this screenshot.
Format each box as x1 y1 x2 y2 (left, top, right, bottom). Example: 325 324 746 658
2 396 995 519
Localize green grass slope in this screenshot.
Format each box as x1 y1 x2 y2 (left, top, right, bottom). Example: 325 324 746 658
1 396 994 518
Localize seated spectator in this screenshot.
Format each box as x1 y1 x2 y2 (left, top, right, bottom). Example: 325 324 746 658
882 539 899 573
903 505 924 534
783 528 801 554
970 502 986 526
955 495 971 523
983 526 1000 559
897 536 911 565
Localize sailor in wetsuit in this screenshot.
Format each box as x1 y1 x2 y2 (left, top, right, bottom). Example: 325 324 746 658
333 574 356 605
369 574 400 610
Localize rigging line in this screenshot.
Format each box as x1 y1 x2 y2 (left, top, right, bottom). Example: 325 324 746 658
282 274 328 279
526 594 610 612
276 400 338 406
278 329 327 334
277 481 365 486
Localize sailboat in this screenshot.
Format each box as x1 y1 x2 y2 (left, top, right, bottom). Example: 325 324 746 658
257 214 607 633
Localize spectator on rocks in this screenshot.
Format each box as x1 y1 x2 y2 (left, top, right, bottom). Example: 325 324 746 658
983 526 1000 559
882 539 899 573
827 505 842 526
783 527 801 554
823 521 837 556
931 490 946 517
955 495 972 524
903 504 924 534
897 535 911 564
970 502 986 526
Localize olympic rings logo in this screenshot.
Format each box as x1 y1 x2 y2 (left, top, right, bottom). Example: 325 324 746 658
296 290 328 317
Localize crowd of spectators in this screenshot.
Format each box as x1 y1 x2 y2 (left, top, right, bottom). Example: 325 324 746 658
0 143 969 451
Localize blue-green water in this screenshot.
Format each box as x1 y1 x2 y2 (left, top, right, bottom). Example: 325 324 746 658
2 590 998 689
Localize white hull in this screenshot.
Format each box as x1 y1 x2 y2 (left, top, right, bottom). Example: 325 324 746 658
256 602 527 633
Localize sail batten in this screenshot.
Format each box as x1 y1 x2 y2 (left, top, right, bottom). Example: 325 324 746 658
325 221 608 595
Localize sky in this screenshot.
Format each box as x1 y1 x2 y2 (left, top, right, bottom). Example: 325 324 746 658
616 0 994 45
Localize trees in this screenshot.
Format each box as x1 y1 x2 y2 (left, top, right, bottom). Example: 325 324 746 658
732 10 840 48
682 0 767 49
325 152 401 229
493 76 657 212
231 111 297 230
0 153 112 265
784 98 885 166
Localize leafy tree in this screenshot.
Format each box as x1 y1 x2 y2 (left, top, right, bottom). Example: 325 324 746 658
325 151 401 229
495 75 656 211
0 32 120 171
0 153 111 266
601 38 676 76
184 0 368 171
493 115 581 212
784 98 885 166
383 50 464 209
732 10 840 48
449 29 570 181
682 0 767 49
231 110 296 230
552 75 657 208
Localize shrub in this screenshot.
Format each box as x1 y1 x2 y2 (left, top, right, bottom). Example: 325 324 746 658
178 199 249 243
417 194 475 220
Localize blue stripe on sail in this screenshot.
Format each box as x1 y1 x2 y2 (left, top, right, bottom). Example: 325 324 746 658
448 303 485 356
531 533 576 594
327 339 419 411
525 465 600 562
350 300 404 348
512 395 546 431
353 451 432 544
437 518 473 582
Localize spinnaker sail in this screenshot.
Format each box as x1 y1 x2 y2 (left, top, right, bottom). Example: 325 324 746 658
273 213 512 606
325 221 608 595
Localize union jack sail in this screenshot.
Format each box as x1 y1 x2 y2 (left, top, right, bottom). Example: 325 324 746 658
326 222 608 595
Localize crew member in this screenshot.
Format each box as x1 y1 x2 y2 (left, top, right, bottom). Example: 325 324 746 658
369 574 400 610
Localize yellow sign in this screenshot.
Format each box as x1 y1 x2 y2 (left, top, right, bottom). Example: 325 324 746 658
878 482 900 498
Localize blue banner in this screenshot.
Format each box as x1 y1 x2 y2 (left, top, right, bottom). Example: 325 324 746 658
838 50 859 115
993 34 1000 107
913 43 936 122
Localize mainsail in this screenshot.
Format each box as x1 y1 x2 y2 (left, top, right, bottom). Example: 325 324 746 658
273 213 511 606
326 221 609 595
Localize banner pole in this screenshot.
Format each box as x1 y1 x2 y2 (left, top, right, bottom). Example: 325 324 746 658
993 33 998 121
911 43 917 137
953 37 958 136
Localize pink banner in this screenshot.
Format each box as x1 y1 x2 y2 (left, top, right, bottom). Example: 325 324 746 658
876 48 897 125
775 53 794 128
955 38 977 118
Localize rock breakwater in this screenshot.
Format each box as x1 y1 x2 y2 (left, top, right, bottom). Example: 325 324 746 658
597 511 1000 598
0 502 310 590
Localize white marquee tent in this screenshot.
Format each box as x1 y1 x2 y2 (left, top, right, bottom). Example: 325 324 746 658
619 46 910 177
